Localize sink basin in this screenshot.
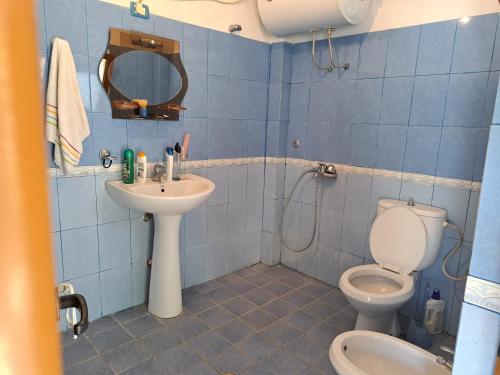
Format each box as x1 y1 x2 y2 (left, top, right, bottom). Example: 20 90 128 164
105 174 215 215
105 174 214 318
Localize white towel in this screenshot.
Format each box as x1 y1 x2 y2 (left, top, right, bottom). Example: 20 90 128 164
46 38 90 175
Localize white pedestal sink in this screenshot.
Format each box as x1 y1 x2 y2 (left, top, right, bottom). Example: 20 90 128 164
105 174 215 318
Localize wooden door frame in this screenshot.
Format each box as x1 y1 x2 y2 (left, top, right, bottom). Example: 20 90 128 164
0 1 62 374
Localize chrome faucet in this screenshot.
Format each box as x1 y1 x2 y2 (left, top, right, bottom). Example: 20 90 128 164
436 346 454 371
316 163 337 178
152 164 166 183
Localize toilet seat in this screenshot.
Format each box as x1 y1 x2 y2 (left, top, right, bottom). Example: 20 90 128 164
370 206 427 274
339 264 414 305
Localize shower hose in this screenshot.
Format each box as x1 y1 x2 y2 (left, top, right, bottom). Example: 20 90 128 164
442 222 467 281
280 170 469 281
280 168 321 253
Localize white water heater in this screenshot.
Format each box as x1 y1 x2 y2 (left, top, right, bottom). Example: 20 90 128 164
258 0 371 37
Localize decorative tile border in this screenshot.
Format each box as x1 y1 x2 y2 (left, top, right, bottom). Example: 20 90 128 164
402 172 435 186
280 157 481 192
47 158 264 178
47 156 482 192
464 276 500 314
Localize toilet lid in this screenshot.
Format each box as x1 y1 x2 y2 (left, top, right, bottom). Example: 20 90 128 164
370 206 427 274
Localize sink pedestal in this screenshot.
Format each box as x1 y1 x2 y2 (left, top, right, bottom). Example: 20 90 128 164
148 214 183 318
105 175 215 319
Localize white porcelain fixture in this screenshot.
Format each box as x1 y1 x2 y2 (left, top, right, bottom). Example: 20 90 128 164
330 330 450 375
106 174 214 318
339 199 447 336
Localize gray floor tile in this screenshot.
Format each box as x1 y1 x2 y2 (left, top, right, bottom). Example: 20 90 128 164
183 293 216 314
155 310 192 327
244 272 274 287
326 310 356 331
285 310 323 332
63 336 98 368
227 278 258 294
312 348 338 374
341 304 357 316
222 296 257 316
280 274 309 288
261 349 309 375
240 308 278 330
242 363 274 375
216 318 257 343
193 279 222 293
102 341 151 373
65 356 113 375
300 282 332 299
249 263 271 272
215 272 243 284
319 290 349 309
166 315 210 341
113 305 148 323
262 298 297 318
140 327 183 355
202 286 238 304
197 305 235 328
182 362 220 375
304 366 332 375
281 290 316 307
183 287 199 298
124 314 163 338
120 358 165 375
302 300 339 320
188 331 232 357
62 262 451 375
285 335 327 364
242 288 275 306
208 346 255 374
234 265 260 277
261 265 296 279
236 333 281 362
61 330 78 347
155 343 202 373
262 321 301 345
263 281 293 297
87 325 133 353
83 316 119 337
307 321 344 346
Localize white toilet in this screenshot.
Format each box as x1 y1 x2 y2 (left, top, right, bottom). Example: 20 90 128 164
339 199 447 336
330 330 450 375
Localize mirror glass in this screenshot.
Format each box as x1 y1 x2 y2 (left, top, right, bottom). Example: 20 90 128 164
100 51 182 105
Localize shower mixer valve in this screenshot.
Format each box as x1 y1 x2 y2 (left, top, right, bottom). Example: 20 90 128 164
317 163 337 178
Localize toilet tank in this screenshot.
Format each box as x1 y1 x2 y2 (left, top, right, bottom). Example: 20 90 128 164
376 199 448 271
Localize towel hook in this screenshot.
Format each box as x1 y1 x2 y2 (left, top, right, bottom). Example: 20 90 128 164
99 149 116 169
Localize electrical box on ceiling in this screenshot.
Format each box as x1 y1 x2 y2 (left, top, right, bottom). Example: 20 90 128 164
257 0 371 37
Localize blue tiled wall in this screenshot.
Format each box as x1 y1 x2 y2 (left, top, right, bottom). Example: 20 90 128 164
453 303 500 375
39 0 268 324
39 0 270 166
40 0 499 335
263 13 500 335
282 14 499 181
453 80 500 374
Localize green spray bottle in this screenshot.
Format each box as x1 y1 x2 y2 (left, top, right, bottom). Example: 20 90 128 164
122 149 134 184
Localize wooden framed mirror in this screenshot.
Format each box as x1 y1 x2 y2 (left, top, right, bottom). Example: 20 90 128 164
99 28 188 121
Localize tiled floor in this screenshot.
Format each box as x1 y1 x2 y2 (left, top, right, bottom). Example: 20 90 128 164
61 263 455 374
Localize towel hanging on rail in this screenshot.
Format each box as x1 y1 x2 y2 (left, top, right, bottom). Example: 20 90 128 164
46 38 89 175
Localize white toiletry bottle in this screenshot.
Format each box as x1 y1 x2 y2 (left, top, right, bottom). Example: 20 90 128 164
424 289 445 335
136 151 147 183
166 147 174 183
